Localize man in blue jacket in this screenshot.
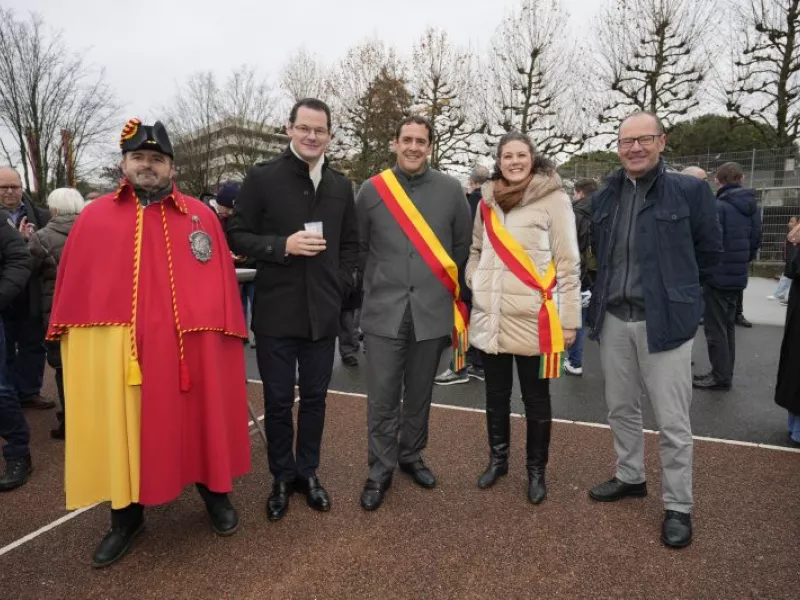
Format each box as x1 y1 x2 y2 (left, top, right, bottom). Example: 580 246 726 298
586 112 721 549
693 162 761 391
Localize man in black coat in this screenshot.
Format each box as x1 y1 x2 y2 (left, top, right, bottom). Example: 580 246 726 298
0 167 52 411
0 213 34 491
228 98 359 521
693 162 761 391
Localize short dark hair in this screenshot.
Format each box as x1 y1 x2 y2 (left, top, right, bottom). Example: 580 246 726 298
289 98 332 131
715 162 745 185
491 131 555 180
394 115 434 145
574 178 598 196
620 111 665 135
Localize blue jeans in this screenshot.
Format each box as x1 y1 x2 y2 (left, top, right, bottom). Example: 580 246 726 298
0 320 30 460
774 276 791 300
2 314 46 398
567 307 589 368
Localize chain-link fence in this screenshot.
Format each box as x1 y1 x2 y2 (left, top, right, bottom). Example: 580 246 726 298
558 148 800 265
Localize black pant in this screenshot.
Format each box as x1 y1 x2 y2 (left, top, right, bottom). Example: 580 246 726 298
46 342 65 426
0 320 28 460
2 315 46 399
480 352 551 420
736 289 744 318
704 286 738 386
256 336 335 481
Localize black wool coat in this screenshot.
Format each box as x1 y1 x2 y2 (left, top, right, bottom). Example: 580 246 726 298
227 147 359 340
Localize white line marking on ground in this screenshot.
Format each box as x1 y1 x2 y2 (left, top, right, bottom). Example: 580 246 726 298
0 396 277 558
0 505 98 558
246 379 800 455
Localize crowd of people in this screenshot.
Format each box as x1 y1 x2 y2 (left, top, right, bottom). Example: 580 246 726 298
1 98 798 571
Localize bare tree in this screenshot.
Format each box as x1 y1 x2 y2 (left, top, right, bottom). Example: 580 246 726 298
0 9 119 199
164 71 221 196
280 48 329 104
164 66 281 195
218 66 280 180
483 0 587 158
327 39 407 171
411 28 484 174
594 0 715 137
727 0 800 151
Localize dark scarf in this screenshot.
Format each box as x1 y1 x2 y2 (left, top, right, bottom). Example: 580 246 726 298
493 174 533 212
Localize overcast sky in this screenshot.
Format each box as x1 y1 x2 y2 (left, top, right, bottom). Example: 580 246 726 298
11 0 601 123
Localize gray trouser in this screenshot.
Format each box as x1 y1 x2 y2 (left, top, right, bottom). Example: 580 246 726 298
364 307 448 482
600 312 694 513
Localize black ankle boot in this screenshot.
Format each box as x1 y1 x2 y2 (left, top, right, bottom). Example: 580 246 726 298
0 455 33 491
92 504 145 568
478 408 510 489
526 419 551 504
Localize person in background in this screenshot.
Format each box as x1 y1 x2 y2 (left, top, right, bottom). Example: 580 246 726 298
338 257 362 367
564 177 598 376
776 220 800 446
768 216 798 304
693 162 761 391
681 166 707 181
434 164 490 386
0 217 33 491
0 167 52 411
466 132 580 504
215 181 256 345
29 187 85 439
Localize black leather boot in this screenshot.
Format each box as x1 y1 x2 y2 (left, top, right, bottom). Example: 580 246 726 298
526 419 551 504
197 484 239 536
92 504 145 568
477 408 510 489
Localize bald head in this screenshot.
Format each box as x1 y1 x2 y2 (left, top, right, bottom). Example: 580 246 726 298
681 166 707 181
0 167 23 211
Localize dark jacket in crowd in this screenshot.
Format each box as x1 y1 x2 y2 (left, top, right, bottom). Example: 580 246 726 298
32 214 77 266
572 195 593 290
0 215 32 312
588 160 722 353
29 214 77 328
227 147 359 340
460 188 483 307
707 184 761 290
3 193 51 319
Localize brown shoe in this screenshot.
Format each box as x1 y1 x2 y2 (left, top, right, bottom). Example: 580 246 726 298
20 395 56 410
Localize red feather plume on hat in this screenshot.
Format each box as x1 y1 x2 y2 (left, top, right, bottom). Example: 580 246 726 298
119 118 142 148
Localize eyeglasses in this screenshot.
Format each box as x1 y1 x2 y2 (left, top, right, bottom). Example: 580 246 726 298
292 125 329 137
0 185 22 193
617 135 663 149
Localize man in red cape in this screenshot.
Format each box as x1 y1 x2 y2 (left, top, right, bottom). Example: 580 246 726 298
47 119 251 568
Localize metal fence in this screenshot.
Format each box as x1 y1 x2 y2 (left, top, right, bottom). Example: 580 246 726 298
558 148 800 264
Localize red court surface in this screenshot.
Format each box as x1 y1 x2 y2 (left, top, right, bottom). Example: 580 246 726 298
1 381 798 599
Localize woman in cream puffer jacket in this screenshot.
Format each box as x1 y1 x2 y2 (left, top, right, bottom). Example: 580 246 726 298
465 131 581 505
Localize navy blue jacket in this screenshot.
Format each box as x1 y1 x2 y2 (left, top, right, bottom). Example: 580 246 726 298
708 184 761 290
588 160 722 353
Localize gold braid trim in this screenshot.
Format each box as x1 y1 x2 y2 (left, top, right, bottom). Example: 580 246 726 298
160 202 191 391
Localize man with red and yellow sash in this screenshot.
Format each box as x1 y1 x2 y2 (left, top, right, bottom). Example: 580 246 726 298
48 119 251 567
355 116 472 510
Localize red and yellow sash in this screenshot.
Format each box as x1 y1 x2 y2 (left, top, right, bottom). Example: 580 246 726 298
371 169 469 371
480 200 564 379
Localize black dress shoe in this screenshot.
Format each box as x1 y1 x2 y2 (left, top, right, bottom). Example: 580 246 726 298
588 477 647 502
735 314 753 328
206 498 239 536
692 372 711 381
360 476 392 511
0 456 33 492
294 476 331 512
92 505 145 568
477 462 508 489
266 480 294 522
661 510 692 548
692 376 731 391
398 460 436 489
342 355 359 367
